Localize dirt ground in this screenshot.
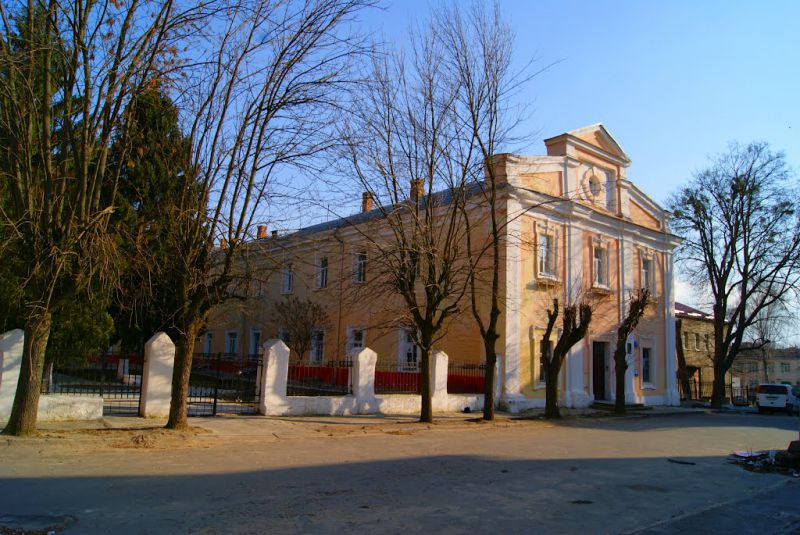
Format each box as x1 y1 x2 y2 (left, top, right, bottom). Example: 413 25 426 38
1 410 799 534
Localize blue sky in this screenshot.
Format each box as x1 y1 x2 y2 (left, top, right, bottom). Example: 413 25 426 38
354 0 799 327
360 0 800 205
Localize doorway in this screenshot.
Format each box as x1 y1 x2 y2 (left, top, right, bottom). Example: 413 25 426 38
593 341 607 401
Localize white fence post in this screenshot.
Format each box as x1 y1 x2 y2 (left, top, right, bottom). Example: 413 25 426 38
354 347 377 413
432 350 449 411
259 339 290 415
0 329 24 423
139 332 175 418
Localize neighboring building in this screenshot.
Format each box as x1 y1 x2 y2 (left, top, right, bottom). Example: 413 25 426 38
731 346 800 391
674 302 717 396
201 124 682 409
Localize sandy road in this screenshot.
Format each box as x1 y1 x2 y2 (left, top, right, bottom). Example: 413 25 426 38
1 411 798 534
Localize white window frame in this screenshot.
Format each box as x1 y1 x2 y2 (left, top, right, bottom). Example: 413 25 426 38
353 251 367 284
346 326 366 356
281 265 293 294
310 329 325 364
316 256 328 289
398 329 419 371
694 333 701 350
781 362 791 373
249 329 261 357
640 338 656 389
535 224 559 280
592 238 610 289
277 328 291 347
204 332 213 355
640 250 656 295
531 327 560 389
225 330 239 355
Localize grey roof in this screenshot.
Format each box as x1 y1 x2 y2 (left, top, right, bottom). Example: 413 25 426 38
265 180 499 242
674 302 713 321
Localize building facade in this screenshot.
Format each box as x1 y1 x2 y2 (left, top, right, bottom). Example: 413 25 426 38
201 124 682 409
731 347 800 391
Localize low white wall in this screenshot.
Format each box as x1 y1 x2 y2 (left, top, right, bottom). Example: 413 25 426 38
38 394 103 422
0 329 24 422
258 341 491 416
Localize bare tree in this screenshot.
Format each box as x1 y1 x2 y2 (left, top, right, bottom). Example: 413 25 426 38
161 0 373 430
271 296 329 361
339 14 482 422
742 299 795 383
539 298 593 419
669 143 800 408
0 0 190 436
612 289 650 414
437 2 536 421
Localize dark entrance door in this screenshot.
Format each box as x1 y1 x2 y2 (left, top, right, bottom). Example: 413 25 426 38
592 342 606 400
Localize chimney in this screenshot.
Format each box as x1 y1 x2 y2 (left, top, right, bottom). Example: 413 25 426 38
220 238 228 249
410 179 424 203
257 225 267 239
271 230 278 239
361 192 373 213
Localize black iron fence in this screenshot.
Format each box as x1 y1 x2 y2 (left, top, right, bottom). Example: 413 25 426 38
447 362 485 394
374 362 420 394
188 353 261 416
679 381 756 405
287 359 352 396
43 353 143 415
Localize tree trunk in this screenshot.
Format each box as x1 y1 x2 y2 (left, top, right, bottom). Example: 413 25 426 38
482 340 497 420
544 365 560 419
419 344 433 423
166 321 201 430
2 309 53 436
675 320 691 400
710 366 727 409
614 351 627 415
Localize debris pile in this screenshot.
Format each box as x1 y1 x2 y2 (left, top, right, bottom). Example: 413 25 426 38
728 441 800 477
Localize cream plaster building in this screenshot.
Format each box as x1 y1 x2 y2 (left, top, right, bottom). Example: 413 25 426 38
202 124 682 410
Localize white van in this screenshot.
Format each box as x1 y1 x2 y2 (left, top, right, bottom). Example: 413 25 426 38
756 384 799 415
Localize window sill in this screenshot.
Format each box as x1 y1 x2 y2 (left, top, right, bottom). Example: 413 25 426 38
641 383 656 390
591 284 612 295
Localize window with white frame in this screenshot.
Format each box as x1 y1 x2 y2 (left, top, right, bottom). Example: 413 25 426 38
749 361 759 373
537 231 558 279
694 333 701 350
278 328 291 347
204 332 213 355
310 329 325 364
316 257 328 289
539 338 552 385
225 331 239 355
781 362 791 373
281 265 293 294
400 330 419 370
353 251 367 283
641 346 653 386
347 327 366 354
249 329 261 357
641 253 655 294
592 240 610 288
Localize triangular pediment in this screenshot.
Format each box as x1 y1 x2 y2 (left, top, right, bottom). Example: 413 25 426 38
566 124 630 164
544 123 631 166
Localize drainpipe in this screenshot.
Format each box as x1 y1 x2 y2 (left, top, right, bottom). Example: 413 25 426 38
334 228 345 362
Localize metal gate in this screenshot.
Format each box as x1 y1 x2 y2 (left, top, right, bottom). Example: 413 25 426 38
188 353 261 416
44 354 143 416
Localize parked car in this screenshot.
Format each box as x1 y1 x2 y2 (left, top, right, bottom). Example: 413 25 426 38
756 384 800 415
